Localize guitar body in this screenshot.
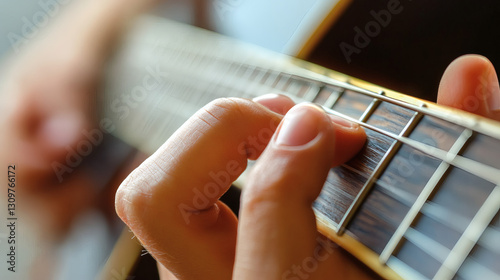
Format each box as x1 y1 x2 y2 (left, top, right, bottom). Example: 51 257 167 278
101 16 500 280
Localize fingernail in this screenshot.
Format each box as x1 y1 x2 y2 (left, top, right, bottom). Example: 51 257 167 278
252 93 282 102
329 115 359 129
275 104 325 146
40 113 83 148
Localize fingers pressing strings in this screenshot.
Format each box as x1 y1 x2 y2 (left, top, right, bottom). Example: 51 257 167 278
116 98 284 280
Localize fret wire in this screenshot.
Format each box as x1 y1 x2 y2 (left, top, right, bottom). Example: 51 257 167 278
264 71 280 87
249 68 267 86
307 85 323 103
245 65 259 78
275 73 291 90
281 68 500 140
433 186 500 280
336 140 401 235
186 55 417 124
323 88 343 108
321 108 500 185
379 129 473 264
213 58 497 143
299 73 428 115
336 110 423 235
359 91 384 123
303 83 322 102
328 88 346 109
245 69 267 96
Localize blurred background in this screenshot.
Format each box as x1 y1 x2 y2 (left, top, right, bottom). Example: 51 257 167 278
2 0 500 100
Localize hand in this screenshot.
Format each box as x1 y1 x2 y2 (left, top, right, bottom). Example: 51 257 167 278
115 54 500 280
438 54 500 121
0 0 157 236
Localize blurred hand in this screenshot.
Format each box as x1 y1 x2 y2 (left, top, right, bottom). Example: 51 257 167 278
0 0 157 236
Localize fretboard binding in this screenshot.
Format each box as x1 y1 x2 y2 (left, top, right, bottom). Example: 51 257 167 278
433 186 500 280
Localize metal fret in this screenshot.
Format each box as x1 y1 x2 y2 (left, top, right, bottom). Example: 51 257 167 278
303 83 322 102
261 71 279 86
307 85 323 103
294 71 500 141
274 73 291 90
328 87 345 108
380 129 473 264
322 107 500 186
245 68 267 95
359 91 384 123
336 108 423 234
433 186 500 280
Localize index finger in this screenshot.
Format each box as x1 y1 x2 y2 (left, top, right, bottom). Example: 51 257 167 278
116 97 284 279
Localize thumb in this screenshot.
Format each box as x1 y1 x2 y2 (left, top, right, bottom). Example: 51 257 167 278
234 104 360 279
437 54 500 121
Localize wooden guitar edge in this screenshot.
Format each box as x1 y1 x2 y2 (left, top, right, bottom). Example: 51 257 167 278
315 211 403 280
300 59 500 139
296 0 353 60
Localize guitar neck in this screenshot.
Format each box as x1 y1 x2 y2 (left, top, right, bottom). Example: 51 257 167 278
102 16 500 280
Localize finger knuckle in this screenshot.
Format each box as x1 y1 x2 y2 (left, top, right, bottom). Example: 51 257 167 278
115 167 155 226
198 97 252 125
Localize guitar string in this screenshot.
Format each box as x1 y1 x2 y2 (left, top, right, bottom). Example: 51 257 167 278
250 64 500 279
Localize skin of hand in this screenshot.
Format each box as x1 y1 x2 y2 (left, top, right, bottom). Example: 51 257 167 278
0 0 158 237
115 54 500 280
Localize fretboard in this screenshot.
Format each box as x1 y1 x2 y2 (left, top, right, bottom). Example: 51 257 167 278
102 16 500 280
